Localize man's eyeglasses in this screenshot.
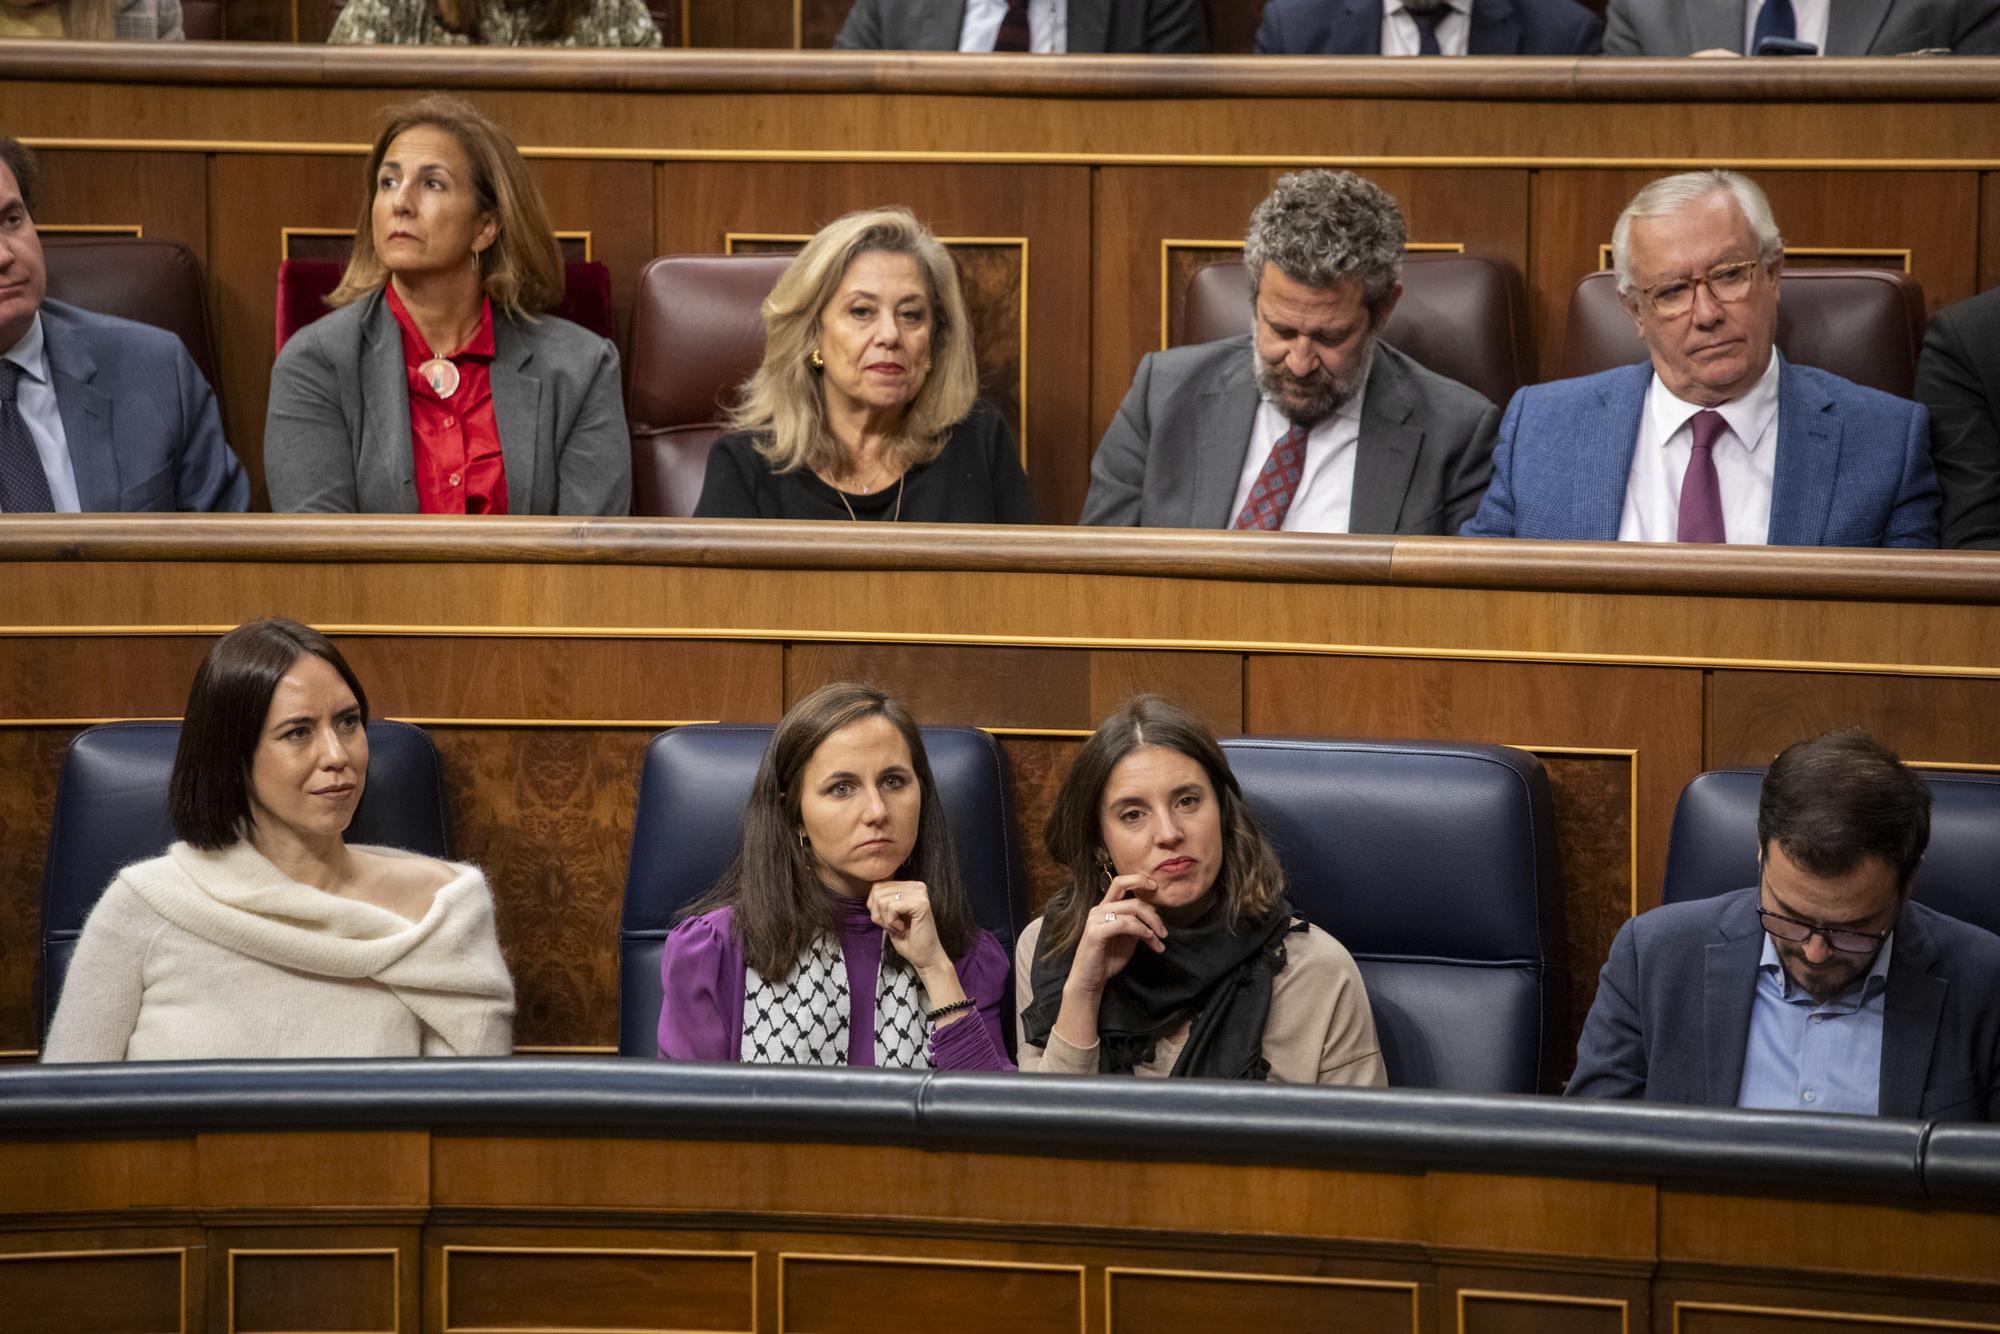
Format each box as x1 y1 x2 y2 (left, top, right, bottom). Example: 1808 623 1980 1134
1755 905 1894 955
1638 260 1762 319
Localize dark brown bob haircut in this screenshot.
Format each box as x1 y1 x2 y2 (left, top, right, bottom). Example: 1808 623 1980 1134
680 681 976 981
0 137 40 215
1039 695 1285 959
168 619 371 851
1758 728 1931 889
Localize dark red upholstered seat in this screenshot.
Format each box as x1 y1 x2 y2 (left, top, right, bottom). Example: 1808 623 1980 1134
274 257 617 353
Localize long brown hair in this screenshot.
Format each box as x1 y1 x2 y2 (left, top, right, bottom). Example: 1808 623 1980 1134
1039 696 1284 959
681 682 977 981
328 95 564 321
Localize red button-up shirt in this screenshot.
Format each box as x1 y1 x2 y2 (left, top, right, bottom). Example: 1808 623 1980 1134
387 283 508 516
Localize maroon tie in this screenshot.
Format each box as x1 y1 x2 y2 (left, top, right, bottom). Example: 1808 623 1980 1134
1678 409 1728 544
993 0 1030 50
1232 423 1309 531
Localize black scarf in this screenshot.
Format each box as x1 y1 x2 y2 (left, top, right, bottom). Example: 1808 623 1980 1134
1020 894 1299 1079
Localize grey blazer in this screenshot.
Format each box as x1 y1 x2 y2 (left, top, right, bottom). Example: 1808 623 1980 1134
834 0 1207 51
1568 888 2000 1121
1603 0 2000 54
1080 336 1500 534
265 288 631 515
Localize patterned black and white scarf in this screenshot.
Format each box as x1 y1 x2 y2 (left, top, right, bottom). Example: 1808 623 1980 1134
740 933 931 1068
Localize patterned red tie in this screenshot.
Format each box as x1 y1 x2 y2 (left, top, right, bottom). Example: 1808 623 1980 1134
1232 423 1309 531
1677 409 1728 544
993 0 1030 50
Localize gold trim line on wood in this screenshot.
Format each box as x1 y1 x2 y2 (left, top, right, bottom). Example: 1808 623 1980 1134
1106 1266 1420 1334
1597 242 1914 272
510 1044 621 1054
281 225 357 263
554 229 594 262
0 1048 38 1058
776 1252 1086 1334
1461 1288 1629 1334
6 622 1994 681
25 138 2000 170
39 223 144 237
228 1247 401 1334
442 1243 757 1334
0 1248 188 1334
1673 1302 2000 1332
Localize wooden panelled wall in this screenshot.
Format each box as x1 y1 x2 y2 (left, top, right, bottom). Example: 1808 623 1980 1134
4 1121 1999 1332
7 50 2000 520
2 519 1997 1067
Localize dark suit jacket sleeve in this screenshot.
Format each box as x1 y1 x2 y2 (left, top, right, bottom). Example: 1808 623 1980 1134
264 325 363 514
1442 401 1502 535
1148 0 1208 50
832 0 882 47
983 415 1041 523
1080 352 1160 526
554 336 633 516
1952 0 2000 51
1253 0 1286 51
1885 401 1943 548
1457 387 1523 537
1565 917 1650 1099
1600 0 1644 53
692 434 766 518
1562 0 1607 53
1917 302 2000 550
168 338 248 512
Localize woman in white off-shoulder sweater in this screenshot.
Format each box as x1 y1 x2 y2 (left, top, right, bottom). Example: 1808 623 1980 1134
43 619 514 1062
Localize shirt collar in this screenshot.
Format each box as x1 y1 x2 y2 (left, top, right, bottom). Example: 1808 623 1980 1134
384 281 497 364
1384 0 1470 15
1 311 48 385
1757 925 1895 1008
1646 348 1781 455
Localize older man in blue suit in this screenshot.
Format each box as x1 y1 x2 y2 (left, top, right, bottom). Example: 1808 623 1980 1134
1462 170 1938 547
0 138 245 514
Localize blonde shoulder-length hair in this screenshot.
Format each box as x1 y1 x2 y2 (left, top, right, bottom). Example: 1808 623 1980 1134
327 95 564 322
729 207 979 477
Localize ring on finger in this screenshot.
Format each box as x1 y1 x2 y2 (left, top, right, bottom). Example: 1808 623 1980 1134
1103 911 1117 924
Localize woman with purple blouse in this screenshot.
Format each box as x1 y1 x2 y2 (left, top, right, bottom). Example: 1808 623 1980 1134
657 682 1012 1071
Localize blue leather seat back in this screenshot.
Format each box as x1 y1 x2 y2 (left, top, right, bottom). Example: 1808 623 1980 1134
1218 737 1566 1093
620 725 1027 1058
1663 768 2000 936
40 720 453 1031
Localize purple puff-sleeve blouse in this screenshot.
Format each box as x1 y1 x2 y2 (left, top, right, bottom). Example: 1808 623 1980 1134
657 896 1014 1071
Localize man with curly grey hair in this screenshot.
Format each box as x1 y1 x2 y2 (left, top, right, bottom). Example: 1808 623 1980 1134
1463 169 1938 547
1082 169 1499 533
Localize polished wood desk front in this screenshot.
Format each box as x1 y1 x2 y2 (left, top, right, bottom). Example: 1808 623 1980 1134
5 47 1998 516
1 518 1996 1063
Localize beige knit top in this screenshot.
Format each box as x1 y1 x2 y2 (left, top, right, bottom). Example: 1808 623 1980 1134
42 841 515 1062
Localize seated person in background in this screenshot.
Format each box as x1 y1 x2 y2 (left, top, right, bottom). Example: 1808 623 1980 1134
1018 695 1386 1085
1604 0 2000 55
1463 170 1939 546
835 0 1206 52
694 207 1037 523
1255 0 1602 56
1083 170 1498 535
0 139 245 512
1916 285 2000 549
658 682 1012 1070
43 618 515 1061
331 0 660 46
0 0 182 38
267 96 631 516
1569 729 2000 1120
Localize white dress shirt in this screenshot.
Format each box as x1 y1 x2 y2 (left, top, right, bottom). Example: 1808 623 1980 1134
1381 0 1472 54
1228 389 1367 533
1 313 82 513
959 0 1067 52
1617 354 1780 545
1742 0 1830 52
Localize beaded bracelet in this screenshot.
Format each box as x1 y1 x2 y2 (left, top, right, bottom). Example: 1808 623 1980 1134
926 998 976 1024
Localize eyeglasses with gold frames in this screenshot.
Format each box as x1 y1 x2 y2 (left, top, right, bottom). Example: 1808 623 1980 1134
1637 259 1763 319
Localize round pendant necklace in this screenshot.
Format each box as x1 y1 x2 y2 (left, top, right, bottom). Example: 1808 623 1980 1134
417 357 461 399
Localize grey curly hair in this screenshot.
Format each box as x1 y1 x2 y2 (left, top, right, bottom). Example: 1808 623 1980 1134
1243 170 1407 310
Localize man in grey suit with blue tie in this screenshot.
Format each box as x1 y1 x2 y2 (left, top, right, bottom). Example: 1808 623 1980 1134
1604 0 2000 55
0 138 246 515
1462 169 1939 547
1569 730 2000 1121
1082 170 1499 534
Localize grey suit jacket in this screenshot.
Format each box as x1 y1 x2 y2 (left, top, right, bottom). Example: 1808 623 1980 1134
37 299 247 512
1081 336 1500 533
834 0 1207 51
1603 0 2000 54
265 288 631 516
1568 888 2000 1121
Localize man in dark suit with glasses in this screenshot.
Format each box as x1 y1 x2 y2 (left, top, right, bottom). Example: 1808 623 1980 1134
1569 729 2000 1121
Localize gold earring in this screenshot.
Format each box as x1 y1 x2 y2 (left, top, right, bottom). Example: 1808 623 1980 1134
808 348 825 372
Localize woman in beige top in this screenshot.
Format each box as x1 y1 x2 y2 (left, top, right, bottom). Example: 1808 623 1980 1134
1016 696 1386 1085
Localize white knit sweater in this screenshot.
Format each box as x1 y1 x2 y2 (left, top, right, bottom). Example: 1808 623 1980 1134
42 841 516 1061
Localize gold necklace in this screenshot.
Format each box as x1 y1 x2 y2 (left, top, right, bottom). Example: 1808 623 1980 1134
836 474 905 523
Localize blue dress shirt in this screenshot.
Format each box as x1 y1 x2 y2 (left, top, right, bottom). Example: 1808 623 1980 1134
1737 931 1893 1115
1 314 82 513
